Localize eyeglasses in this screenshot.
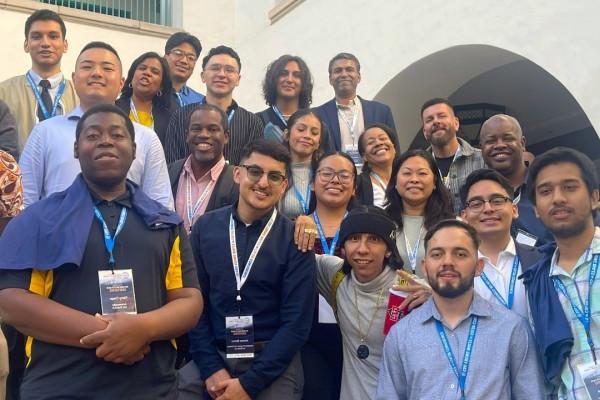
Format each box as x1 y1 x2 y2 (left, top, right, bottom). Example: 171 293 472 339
316 167 355 184
169 49 197 62
464 195 512 212
205 64 239 75
241 164 286 185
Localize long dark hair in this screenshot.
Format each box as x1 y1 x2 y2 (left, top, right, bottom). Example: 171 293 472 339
262 55 313 108
121 51 172 111
385 149 454 230
283 109 326 165
357 122 399 174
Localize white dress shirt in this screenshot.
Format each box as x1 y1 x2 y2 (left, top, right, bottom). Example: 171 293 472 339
21 106 173 209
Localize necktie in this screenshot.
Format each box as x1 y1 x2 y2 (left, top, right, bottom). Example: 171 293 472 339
37 79 53 122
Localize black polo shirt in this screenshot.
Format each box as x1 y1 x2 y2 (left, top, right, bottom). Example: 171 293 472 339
0 190 198 399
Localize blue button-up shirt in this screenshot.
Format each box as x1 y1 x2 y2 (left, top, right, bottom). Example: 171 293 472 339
376 293 544 400
172 85 204 107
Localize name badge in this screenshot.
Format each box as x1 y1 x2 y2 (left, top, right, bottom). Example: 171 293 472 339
225 315 254 359
344 144 363 171
515 229 538 247
98 269 137 315
577 362 600 400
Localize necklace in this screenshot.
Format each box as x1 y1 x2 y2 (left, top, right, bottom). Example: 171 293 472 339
353 286 385 359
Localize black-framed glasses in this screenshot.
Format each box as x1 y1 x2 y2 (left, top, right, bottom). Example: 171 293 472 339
169 49 197 62
316 167 355 184
241 164 286 185
464 195 512 212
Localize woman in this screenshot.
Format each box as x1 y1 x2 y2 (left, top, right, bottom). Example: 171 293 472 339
116 52 174 143
356 123 399 207
385 149 454 276
279 109 324 220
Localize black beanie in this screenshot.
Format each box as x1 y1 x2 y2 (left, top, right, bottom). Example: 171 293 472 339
339 206 397 251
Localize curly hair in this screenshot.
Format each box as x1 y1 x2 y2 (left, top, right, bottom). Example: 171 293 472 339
121 52 172 111
262 55 313 108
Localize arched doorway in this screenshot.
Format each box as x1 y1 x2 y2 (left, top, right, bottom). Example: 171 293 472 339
374 44 600 167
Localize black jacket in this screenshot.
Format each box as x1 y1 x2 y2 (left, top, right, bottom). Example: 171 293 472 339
115 96 174 145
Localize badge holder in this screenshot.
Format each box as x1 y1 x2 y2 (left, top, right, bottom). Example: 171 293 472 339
98 269 137 315
344 144 363 171
515 229 538 247
225 315 255 359
577 362 600 400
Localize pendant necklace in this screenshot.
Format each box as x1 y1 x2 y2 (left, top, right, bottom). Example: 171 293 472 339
353 286 385 360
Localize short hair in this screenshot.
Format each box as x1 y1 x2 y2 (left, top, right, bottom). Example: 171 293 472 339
526 147 599 205
460 169 515 208
420 98 455 119
25 9 66 39
121 52 172 111
328 52 361 74
78 41 121 66
262 55 313 108
75 104 135 141
239 139 290 174
164 31 202 57
185 103 229 132
202 45 241 71
357 123 400 173
480 114 523 140
424 219 480 252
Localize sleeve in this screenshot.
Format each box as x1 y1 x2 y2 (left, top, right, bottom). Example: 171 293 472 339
375 326 408 400
187 220 227 380
0 268 34 291
0 101 19 159
138 128 175 210
509 318 546 400
165 225 199 291
249 114 265 142
20 124 46 207
384 104 397 134
237 244 316 398
315 254 344 303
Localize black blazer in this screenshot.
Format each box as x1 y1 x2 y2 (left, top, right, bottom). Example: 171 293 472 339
355 170 375 206
115 96 174 144
168 159 239 213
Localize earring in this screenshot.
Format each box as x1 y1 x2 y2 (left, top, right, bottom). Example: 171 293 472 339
157 90 163 97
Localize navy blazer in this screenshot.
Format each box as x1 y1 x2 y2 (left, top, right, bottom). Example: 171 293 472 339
314 96 396 151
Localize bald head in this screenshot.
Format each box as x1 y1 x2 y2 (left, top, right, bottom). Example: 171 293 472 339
481 114 523 139
479 114 526 179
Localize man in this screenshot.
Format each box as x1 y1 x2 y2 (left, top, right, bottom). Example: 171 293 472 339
460 169 541 319
169 103 239 233
163 46 264 165
20 41 173 209
0 104 202 398
180 139 315 400
421 98 485 213
479 114 553 245
0 9 78 153
315 53 396 158
522 147 600 399
376 219 544 400
164 32 205 107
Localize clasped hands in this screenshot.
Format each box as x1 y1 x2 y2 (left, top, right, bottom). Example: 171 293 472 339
79 313 151 365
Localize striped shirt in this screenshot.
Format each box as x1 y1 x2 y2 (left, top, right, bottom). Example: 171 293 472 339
162 100 264 165
550 227 600 400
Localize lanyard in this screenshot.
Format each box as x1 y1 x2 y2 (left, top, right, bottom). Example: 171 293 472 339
293 183 311 215
175 92 184 107
479 256 520 309
313 211 345 256
337 104 358 144
93 206 128 268
553 253 600 362
436 316 478 400
185 174 214 231
26 72 65 120
436 149 461 186
130 99 154 129
229 210 277 301
404 224 424 273
271 106 288 128
227 109 236 124
370 172 387 191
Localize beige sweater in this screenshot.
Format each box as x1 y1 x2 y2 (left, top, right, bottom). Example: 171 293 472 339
0 74 78 152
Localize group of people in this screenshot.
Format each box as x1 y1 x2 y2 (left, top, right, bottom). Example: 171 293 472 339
0 8 598 400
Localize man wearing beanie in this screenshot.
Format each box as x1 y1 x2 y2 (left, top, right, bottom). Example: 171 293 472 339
315 205 429 399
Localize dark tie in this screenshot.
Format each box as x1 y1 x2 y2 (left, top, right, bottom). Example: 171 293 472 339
36 79 53 122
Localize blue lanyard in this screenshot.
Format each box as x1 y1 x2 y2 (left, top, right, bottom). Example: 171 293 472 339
271 106 288 127
93 207 128 268
553 253 600 359
313 211 345 256
479 256 520 309
175 92 184 107
293 183 311 215
227 109 236 124
436 316 478 400
26 72 65 120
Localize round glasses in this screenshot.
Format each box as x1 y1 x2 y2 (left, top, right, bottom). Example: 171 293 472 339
464 196 512 212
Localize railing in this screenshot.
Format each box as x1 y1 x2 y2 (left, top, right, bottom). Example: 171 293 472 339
35 0 173 26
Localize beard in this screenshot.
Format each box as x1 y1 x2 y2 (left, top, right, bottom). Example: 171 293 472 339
427 127 455 148
548 214 592 239
427 268 475 298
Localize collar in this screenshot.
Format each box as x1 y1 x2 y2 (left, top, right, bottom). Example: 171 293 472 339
90 188 133 208
350 264 396 293
550 226 600 278
183 156 226 182
231 202 276 229
27 69 64 89
202 98 239 114
418 292 492 326
455 137 476 157
478 237 517 270
178 85 191 96
67 106 85 121
336 96 360 108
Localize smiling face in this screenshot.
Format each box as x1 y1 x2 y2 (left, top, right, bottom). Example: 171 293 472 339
395 156 435 210
201 53 240 98
361 127 396 167
73 48 124 110
421 103 459 148
343 233 390 283
131 56 163 99
286 113 321 162
186 108 229 167
480 117 525 176
533 162 599 239
329 58 361 98
74 111 136 189
165 42 197 84
422 226 483 298
25 20 68 73
276 61 302 100
314 154 355 209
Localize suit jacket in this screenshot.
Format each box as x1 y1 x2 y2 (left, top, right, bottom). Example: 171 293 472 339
115 96 174 145
168 159 239 213
314 96 396 151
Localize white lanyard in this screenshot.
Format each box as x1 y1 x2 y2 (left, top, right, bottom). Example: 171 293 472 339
337 104 359 144
185 174 214 231
404 224 424 273
229 209 277 301
130 99 154 129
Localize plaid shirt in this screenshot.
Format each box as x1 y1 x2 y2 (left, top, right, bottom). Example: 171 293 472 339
550 227 600 399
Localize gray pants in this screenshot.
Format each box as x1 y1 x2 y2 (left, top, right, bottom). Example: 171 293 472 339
178 351 303 400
